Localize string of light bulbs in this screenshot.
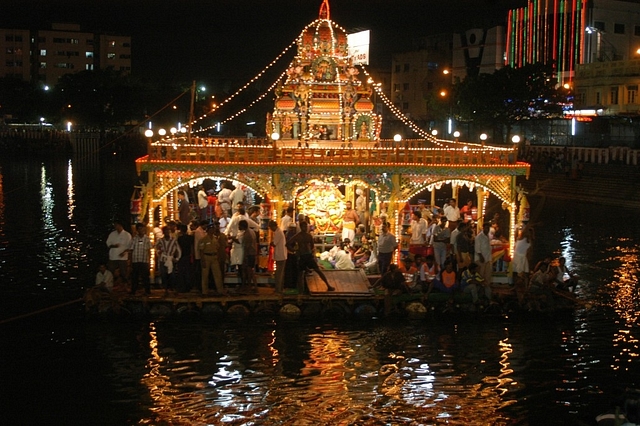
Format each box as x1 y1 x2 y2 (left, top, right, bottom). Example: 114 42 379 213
359 65 446 147
193 70 287 132
190 40 297 127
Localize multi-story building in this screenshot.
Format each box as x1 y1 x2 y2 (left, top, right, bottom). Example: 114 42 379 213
389 33 452 124
451 26 506 81
0 28 30 81
0 23 131 87
574 59 640 115
506 0 640 85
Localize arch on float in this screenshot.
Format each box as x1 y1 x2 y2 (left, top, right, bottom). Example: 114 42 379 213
405 178 512 205
152 173 272 202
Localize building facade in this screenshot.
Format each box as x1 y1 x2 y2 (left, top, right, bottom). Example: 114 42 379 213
451 26 505 81
506 0 640 84
0 28 30 81
574 59 640 115
0 23 131 87
389 33 452 124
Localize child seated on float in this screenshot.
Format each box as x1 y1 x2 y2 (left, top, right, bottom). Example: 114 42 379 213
373 264 408 295
460 262 488 304
431 260 459 293
418 254 439 293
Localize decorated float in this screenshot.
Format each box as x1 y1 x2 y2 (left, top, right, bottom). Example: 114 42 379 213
126 0 537 318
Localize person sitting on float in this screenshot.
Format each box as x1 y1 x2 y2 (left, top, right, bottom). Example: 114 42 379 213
551 256 579 293
354 249 372 268
527 263 555 311
333 242 355 269
460 262 489 304
373 264 408 295
95 264 114 292
419 254 440 293
353 224 367 249
431 260 458 294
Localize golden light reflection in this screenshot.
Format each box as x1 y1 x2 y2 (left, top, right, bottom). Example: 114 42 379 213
606 241 640 372
268 329 279 366
140 322 174 417
495 338 514 396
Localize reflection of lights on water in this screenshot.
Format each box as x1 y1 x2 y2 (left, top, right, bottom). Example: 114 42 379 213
40 164 62 273
268 329 279 366
67 159 75 220
560 226 575 266
142 322 174 411
606 241 639 372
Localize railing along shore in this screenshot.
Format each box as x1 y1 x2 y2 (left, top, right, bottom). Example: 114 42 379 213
525 144 640 166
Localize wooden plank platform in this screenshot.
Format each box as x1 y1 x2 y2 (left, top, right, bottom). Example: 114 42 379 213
306 269 372 296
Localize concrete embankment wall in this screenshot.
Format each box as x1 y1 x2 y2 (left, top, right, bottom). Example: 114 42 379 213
519 162 640 209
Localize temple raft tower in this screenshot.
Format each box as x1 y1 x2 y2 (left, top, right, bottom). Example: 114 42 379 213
135 0 530 270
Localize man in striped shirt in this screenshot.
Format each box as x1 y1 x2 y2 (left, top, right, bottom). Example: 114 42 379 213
129 223 152 295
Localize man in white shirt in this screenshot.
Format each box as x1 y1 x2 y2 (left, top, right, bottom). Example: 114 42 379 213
280 206 294 231
443 198 461 231
106 219 132 285
197 186 208 220
474 222 493 288
268 220 287 293
230 185 245 214
225 205 260 238
218 183 232 216
409 211 428 255
95 264 114 292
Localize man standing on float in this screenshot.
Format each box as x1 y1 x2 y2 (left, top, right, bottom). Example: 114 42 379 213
287 221 335 292
341 200 360 242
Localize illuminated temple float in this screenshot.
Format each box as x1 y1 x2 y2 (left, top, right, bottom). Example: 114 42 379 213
133 0 530 309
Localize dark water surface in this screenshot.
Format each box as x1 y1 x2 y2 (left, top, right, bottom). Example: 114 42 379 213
1 153 638 425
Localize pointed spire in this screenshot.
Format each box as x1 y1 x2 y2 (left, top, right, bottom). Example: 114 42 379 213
319 0 330 20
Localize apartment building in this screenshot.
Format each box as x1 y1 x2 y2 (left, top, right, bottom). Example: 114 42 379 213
0 23 131 87
0 28 31 81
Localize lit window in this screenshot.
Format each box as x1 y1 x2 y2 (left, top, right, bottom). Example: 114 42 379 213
40 49 47 56
109 40 116 47
86 51 93 58
40 62 47 68
107 53 116 59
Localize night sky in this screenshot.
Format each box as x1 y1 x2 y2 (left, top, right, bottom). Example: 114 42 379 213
3 0 521 86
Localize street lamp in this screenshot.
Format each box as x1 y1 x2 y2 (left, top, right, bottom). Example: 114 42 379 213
453 131 460 140
431 129 438 136
511 135 520 163
393 134 402 143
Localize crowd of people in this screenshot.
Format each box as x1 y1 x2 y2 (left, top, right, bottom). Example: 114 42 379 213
372 198 579 310
93 187 579 310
